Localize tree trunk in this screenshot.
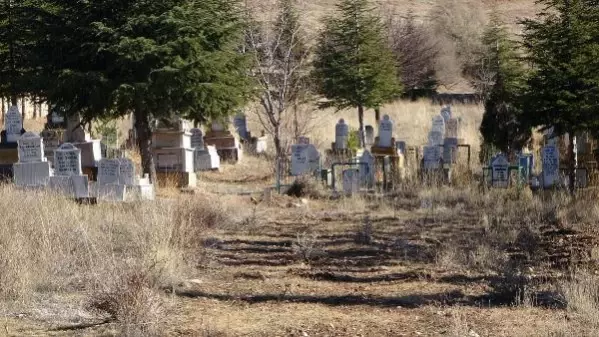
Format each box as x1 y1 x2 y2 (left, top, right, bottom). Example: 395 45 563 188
134 109 157 184
358 105 365 148
273 123 283 160
374 107 381 123
568 132 576 195
1 98 4 117
21 96 25 120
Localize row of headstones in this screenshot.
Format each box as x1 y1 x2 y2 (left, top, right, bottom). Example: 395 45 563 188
13 132 153 201
488 144 567 189
334 115 395 150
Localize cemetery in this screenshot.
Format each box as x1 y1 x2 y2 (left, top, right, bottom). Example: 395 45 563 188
5 0 599 335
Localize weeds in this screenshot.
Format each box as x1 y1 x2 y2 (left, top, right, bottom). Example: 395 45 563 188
292 232 326 263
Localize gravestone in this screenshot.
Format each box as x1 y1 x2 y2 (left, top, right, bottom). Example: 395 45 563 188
335 119 349 150
443 145 456 165
291 144 320 176
446 118 459 140
190 128 205 150
428 131 444 146
358 150 375 188
365 125 375 146
431 115 446 137
211 121 225 132
118 158 136 186
491 154 509 188
440 106 452 123
5 105 23 143
18 132 44 163
233 114 249 140
542 145 559 188
195 145 220 171
423 146 441 170
49 143 89 198
342 169 360 195
13 132 51 187
378 115 394 148
98 159 120 185
396 141 407 155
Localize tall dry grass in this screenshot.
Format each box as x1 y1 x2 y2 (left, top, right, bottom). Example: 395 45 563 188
0 185 232 335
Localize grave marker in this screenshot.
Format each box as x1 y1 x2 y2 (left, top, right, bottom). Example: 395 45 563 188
118 158 136 185
233 114 249 140
358 150 375 188
190 128 205 150
446 118 459 139
342 168 359 194
335 119 349 150
54 143 83 176
365 125 375 146
431 115 446 136
5 105 22 142
378 115 394 148
491 154 509 188
98 159 120 185
440 106 452 123
423 146 441 169
542 145 559 188
18 132 44 163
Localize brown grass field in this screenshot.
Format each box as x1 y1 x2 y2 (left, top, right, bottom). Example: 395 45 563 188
4 97 599 336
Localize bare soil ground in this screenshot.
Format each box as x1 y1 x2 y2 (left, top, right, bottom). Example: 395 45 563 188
4 172 599 336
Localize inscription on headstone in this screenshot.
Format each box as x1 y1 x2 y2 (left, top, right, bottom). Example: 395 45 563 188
54 143 83 176
119 158 136 185
491 154 509 188
190 128 205 150
5 105 22 142
98 159 120 185
542 145 559 187
18 132 44 163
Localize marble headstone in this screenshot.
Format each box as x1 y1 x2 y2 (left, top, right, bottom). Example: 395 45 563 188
378 115 394 148
335 119 349 150
5 105 22 143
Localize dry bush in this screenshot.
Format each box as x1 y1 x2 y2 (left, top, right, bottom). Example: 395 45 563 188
559 272 599 327
354 216 374 245
285 176 328 199
293 231 326 263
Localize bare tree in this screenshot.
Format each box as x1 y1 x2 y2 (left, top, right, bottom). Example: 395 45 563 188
386 10 439 100
244 0 313 159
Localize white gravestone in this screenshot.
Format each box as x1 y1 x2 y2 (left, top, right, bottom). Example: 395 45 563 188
432 115 446 137
335 119 349 150
428 131 444 146
378 115 393 148
342 169 360 194
194 145 220 171
358 150 375 188
491 154 510 188
423 146 442 170
233 114 249 140
440 106 452 123
5 105 22 143
18 132 45 163
190 128 205 150
118 158 136 185
54 143 83 176
98 159 120 185
542 145 559 188
365 125 375 146
291 144 319 176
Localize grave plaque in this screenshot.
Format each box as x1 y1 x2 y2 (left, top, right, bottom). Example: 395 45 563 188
119 158 136 185
491 154 509 188
5 105 22 142
98 159 120 185
542 145 559 187
423 146 441 169
18 132 44 163
54 143 83 176
190 128 205 150
335 119 349 150
378 115 393 148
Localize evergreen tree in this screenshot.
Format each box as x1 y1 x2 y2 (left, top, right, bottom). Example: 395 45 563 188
44 0 252 182
0 0 52 105
312 0 401 146
478 13 530 159
521 0 599 192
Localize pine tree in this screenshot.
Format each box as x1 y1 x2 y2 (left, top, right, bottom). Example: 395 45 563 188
44 0 252 182
521 0 599 192
478 13 530 160
312 0 401 146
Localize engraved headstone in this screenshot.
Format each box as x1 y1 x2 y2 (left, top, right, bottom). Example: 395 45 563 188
542 145 559 188
5 105 22 142
446 118 459 139
18 132 44 163
335 119 349 150
428 131 444 146
194 145 220 171
190 128 205 150
54 143 83 176
358 150 375 188
440 106 452 123
342 168 360 194
118 158 136 185
98 159 120 185
291 144 320 176
378 115 394 148
431 115 446 136
491 154 509 188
